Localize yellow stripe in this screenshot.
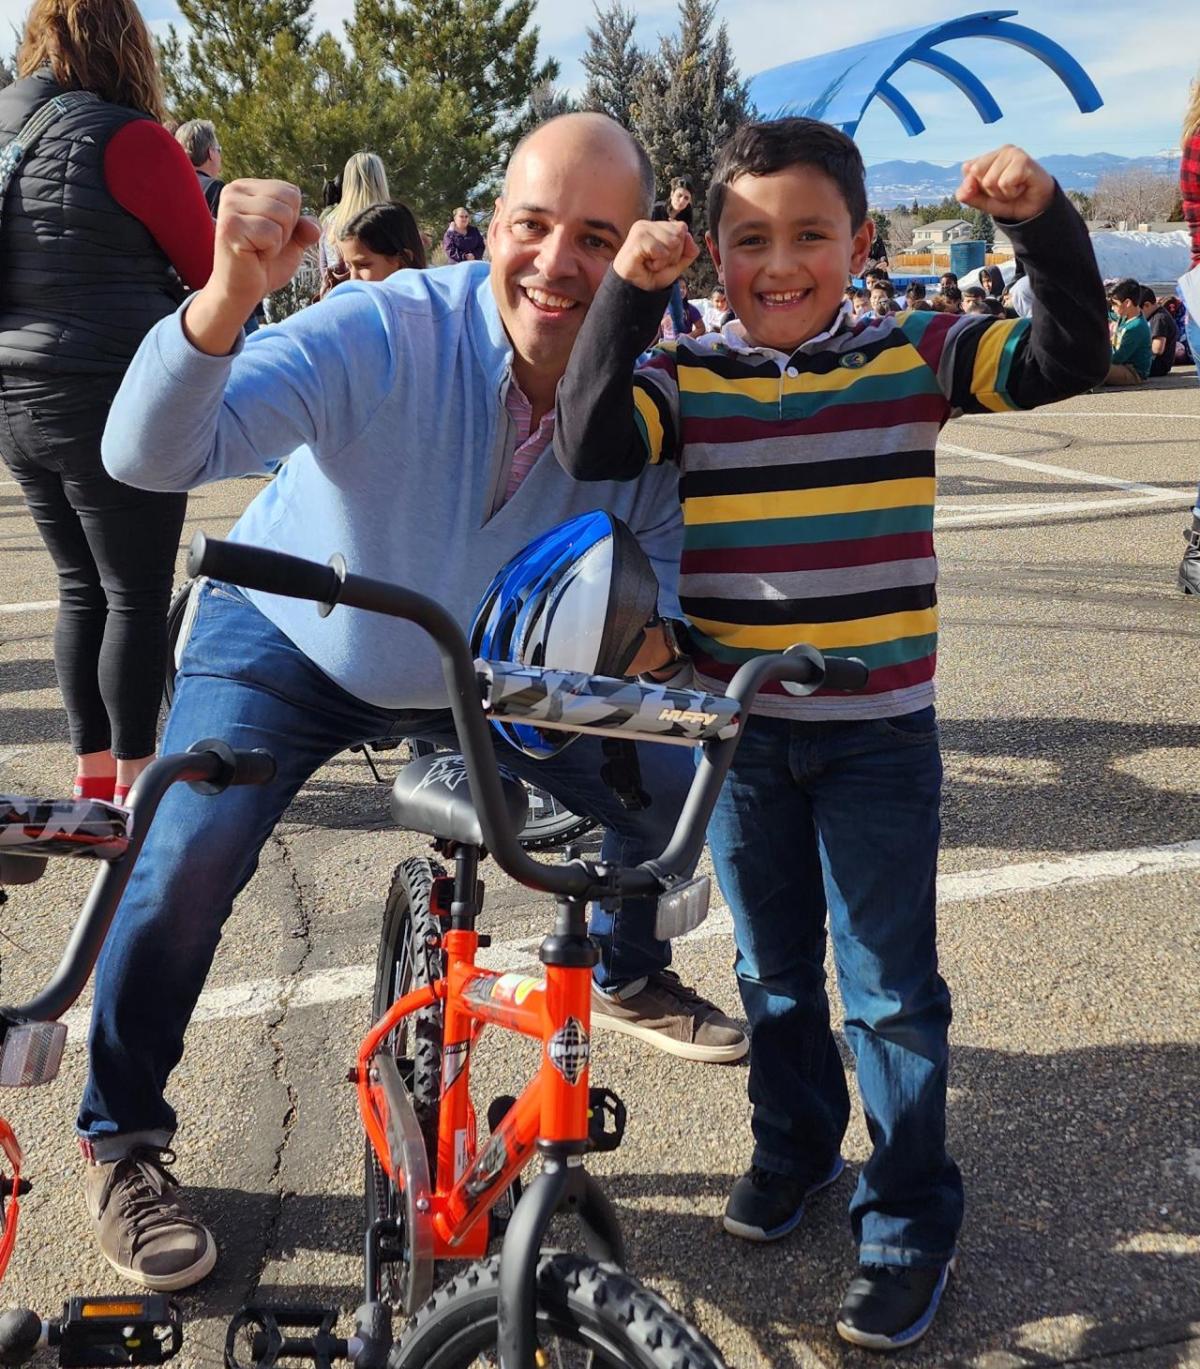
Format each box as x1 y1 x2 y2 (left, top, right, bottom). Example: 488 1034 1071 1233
684 477 935 525
688 606 939 652
632 386 666 464
680 345 925 400
970 321 1018 413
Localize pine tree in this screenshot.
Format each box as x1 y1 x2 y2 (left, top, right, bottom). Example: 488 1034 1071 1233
510 80 579 146
631 0 750 289
346 0 557 151
0 52 14 91
158 0 314 105
581 2 642 130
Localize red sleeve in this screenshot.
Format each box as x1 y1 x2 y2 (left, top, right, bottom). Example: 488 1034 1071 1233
103 121 215 290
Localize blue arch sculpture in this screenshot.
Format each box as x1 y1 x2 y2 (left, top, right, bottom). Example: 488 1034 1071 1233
747 10 1103 139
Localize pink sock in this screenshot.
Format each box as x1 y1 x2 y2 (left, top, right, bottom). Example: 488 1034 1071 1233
74 775 116 802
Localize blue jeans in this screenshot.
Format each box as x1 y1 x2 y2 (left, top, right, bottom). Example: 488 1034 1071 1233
706 709 962 1267
77 582 693 1156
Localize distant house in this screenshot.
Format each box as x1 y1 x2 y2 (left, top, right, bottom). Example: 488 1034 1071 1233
911 218 975 246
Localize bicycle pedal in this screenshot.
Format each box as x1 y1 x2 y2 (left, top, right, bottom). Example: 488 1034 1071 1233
50 1295 182 1366
224 1306 347 1369
587 1087 627 1154
0 1021 68 1087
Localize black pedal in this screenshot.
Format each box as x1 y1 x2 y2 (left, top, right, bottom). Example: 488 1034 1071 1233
51 1295 182 1366
224 1307 348 1369
587 1088 627 1154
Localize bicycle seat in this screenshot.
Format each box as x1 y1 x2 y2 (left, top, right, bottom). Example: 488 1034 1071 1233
390 753 529 848
0 796 130 863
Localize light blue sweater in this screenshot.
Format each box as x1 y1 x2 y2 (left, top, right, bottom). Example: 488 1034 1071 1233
103 264 683 709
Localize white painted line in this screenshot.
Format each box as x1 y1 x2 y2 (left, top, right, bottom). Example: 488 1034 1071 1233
939 442 1182 497
937 491 1188 528
57 838 1200 1039
1019 411 1200 420
0 601 57 615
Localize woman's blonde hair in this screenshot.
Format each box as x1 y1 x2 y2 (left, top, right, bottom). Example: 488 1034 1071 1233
325 152 391 242
17 0 167 123
1184 77 1200 147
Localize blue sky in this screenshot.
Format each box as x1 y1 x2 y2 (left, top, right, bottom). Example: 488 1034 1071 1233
4 0 1197 164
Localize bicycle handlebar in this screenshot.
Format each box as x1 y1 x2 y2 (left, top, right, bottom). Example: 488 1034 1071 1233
187 534 868 899
1 743 277 1027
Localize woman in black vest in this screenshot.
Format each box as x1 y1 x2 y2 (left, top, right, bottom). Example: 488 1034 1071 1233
0 0 215 804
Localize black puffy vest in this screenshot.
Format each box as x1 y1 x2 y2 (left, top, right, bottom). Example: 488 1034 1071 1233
0 70 187 376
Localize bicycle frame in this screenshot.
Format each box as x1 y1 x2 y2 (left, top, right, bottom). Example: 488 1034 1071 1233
357 907 595 1264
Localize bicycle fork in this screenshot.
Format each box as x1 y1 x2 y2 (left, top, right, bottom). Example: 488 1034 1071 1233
495 892 625 1369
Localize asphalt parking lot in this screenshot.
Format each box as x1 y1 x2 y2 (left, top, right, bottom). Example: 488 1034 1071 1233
1 374 1198 1367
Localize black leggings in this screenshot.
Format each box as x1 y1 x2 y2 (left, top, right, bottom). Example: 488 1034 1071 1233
0 375 187 759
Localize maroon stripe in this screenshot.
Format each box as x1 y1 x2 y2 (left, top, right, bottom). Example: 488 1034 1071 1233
681 530 935 574
681 393 947 444
911 311 958 373
694 652 936 698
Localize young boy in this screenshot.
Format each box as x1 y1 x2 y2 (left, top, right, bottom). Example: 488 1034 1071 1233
555 118 1109 1349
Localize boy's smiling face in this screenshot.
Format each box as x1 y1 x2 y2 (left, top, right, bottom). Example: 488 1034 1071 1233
706 163 874 353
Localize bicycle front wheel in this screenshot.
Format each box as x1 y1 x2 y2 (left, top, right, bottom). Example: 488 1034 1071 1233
390 1252 728 1369
366 856 445 1308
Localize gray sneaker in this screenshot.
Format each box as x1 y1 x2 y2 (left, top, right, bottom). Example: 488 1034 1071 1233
591 970 748 1063
85 1147 216 1291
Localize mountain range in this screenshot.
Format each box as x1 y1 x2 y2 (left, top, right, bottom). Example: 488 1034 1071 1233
867 152 1182 207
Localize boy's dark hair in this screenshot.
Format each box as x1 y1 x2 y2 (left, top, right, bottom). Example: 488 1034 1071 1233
854 287 870 302
907 281 926 299
962 284 986 300
339 200 427 270
865 266 889 282
940 270 958 284
707 117 867 241
980 297 1004 316
1111 277 1141 304
1139 285 1157 308
871 280 895 298
943 284 963 305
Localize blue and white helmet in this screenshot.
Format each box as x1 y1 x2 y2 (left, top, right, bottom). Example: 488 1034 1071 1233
470 511 660 758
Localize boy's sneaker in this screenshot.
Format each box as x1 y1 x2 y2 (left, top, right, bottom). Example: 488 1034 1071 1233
723 1155 845 1241
590 971 747 1063
85 1147 217 1290
836 1258 957 1351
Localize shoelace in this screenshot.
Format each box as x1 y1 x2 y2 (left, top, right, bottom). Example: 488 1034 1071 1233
110 1148 191 1253
649 970 708 1010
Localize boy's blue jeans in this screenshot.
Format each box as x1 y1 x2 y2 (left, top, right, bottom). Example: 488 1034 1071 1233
77 582 693 1157
706 708 963 1267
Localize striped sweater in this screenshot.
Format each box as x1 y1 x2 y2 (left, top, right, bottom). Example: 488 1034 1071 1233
556 184 1110 719
1181 130 1200 269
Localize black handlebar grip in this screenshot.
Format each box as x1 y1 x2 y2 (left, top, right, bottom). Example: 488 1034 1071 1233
821 655 870 692
230 748 277 787
187 533 342 607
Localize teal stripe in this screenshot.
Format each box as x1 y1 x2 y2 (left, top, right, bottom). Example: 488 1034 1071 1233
898 310 942 347
993 318 1029 406
687 627 938 669
681 368 941 423
683 504 935 550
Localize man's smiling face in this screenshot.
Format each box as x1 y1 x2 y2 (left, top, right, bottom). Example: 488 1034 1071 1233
488 117 647 396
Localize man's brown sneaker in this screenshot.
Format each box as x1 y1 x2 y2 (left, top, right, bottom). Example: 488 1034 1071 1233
591 970 748 1063
85 1147 216 1291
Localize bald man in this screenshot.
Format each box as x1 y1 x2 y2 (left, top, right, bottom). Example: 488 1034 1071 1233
87 114 746 1289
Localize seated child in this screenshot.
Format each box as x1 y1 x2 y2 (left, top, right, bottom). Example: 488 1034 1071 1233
553 116 1109 1352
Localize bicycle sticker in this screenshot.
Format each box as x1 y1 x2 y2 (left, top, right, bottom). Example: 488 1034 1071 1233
547 1017 590 1086
442 1040 469 1096
491 972 542 1006
454 1127 470 1181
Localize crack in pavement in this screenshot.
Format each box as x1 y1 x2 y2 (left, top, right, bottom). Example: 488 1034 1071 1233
241 831 317 1308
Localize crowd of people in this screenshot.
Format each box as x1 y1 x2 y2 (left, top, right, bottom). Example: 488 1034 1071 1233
1 0 1199 1357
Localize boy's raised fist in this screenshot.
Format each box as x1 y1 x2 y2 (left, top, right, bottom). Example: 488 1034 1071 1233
956 146 1056 223
613 219 700 292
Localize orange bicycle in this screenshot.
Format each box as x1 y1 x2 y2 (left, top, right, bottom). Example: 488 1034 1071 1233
191 534 867 1369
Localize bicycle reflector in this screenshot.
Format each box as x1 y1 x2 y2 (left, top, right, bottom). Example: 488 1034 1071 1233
0 1021 67 1088
654 874 711 940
